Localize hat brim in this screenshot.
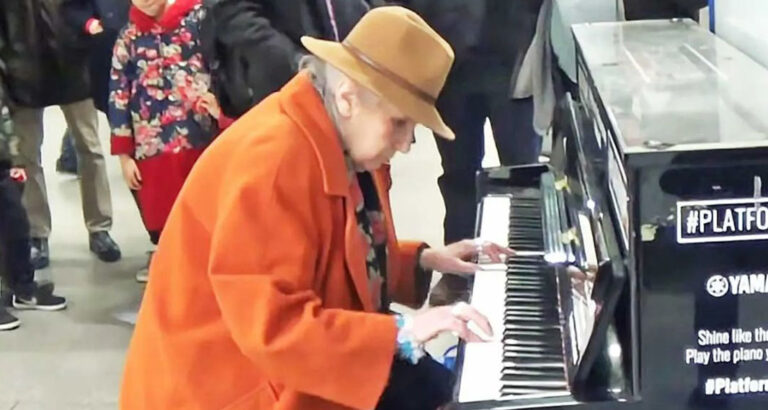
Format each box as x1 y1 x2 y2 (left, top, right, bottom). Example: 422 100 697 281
301 36 455 140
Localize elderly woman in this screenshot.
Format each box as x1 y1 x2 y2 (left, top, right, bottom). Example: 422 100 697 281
121 6 509 409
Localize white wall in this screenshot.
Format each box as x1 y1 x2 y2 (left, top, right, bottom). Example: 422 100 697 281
714 0 768 69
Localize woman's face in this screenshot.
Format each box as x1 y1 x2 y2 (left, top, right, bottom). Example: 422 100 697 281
334 83 416 172
132 0 166 17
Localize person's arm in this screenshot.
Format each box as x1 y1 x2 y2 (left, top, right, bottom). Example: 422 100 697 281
205 0 304 115
108 28 134 156
60 0 99 33
108 28 143 189
207 147 398 409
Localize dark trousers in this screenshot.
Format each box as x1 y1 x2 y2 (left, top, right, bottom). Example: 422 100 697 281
435 88 541 244
377 355 455 410
0 173 35 298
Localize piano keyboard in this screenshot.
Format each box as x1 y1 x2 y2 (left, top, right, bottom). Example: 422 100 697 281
458 194 570 403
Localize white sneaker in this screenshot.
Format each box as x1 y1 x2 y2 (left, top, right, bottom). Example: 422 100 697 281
135 251 154 283
135 267 149 283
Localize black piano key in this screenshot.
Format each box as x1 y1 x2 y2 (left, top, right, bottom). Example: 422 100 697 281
503 327 562 336
501 385 569 394
502 367 566 377
505 306 557 312
504 324 560 332
503 351 563 361
503 342 562 352
503 290 549 297
507 264 548 271
504 349 563 358
506 278 548 285
499 387 549 396
505 284 548 290
501 360 564 369
503 332 562 341
504 315 555 324
505 286 547 293
504 315 558 323
501 373 567 384
502 303 552 310
504 348 563 358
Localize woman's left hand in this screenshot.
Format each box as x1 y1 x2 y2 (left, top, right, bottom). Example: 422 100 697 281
419 239 514 274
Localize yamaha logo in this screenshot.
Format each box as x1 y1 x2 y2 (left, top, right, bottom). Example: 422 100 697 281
707 275 729 297
706 273 768 297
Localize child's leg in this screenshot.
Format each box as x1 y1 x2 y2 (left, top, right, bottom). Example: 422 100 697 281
0 176 36 299
130 189 161 245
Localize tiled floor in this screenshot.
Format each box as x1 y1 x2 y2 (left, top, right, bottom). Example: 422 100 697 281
0 107 500 409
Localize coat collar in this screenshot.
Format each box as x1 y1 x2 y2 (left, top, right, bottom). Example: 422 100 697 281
279 72 379 312
130 0 201 33
279 72 350 198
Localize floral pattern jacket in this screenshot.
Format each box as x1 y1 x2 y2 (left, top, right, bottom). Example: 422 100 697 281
108 0 218 160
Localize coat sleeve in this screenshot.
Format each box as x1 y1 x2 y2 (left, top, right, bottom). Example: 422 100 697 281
389 241 431 308
205 0 304 116
108 28 134 156
60 0 97 33
207 147 398 409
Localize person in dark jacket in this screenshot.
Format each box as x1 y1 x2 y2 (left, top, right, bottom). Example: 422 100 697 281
201 0 371 117
393 0 544 305
55 0 131 175
0 0 121 269
61 0 131 112
0 75 67 331
624 0 707 20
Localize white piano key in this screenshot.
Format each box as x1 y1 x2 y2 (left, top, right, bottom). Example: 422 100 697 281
479 195 511 248
458 268 506 403
458 341 503 403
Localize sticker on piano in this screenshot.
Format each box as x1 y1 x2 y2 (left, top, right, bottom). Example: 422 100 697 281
677 198 768 244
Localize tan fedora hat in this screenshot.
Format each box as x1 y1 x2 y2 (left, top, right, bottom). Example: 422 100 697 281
301 6 456 140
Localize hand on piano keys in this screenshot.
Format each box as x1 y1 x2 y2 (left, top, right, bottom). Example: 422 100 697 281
419 239 515 274
411 304 495 344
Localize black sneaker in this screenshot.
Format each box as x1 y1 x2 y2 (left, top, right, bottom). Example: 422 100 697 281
30 237 50 270
0 286 12 307
55 130 78 175
89 231 121 262
0 307 20 331
13 286 67 311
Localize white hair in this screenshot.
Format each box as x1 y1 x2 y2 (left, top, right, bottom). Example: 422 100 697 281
300 55 381 110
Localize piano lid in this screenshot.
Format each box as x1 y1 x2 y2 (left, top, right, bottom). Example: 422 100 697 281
573 19 768 155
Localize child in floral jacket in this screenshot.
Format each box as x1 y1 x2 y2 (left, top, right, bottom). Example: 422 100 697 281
109 0 222 281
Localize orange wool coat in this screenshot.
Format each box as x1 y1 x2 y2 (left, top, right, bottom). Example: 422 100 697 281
120 72 429 410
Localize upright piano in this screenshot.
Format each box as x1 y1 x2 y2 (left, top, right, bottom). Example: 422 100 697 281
454 19 768 410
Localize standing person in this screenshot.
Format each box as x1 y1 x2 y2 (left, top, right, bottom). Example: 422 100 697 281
109 0 223 282
623 0 707 20
121 7 510 409
56 0 132 175
0 76 67 331
396 0 545 305
200 0 371 118
0 0 121 269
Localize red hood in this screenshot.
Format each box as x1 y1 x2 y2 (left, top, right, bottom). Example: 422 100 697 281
130 0 201 32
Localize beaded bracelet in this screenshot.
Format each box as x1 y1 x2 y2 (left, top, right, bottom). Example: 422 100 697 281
395 314 425 364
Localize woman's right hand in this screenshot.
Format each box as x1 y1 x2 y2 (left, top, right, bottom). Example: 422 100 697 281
410 303 494 344
119 155 142 190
